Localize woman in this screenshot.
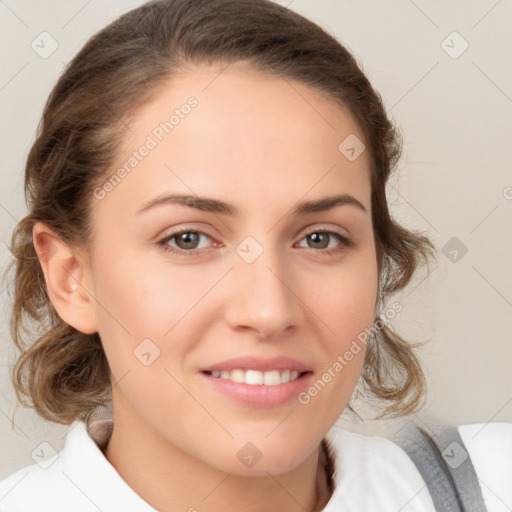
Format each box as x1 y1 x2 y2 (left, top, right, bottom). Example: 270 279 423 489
0 0 509 511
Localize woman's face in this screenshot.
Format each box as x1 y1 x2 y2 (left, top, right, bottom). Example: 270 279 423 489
84 62 378 474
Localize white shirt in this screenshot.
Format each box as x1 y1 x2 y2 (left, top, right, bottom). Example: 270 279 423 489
0 420 510 511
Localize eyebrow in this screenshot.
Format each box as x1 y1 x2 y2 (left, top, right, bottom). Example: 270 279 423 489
136 193 368 216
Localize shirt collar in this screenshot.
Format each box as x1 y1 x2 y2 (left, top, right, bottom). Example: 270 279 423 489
62 419 156 511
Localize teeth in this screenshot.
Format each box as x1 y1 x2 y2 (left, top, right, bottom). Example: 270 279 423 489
263 370 280 385
208 369 303 385
230 369 245 383
246 369 264 385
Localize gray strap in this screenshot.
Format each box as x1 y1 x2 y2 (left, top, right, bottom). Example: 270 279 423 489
390 420 487 512
425 424 487 512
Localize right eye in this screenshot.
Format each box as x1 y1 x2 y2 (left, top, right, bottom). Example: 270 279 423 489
156 229 218 256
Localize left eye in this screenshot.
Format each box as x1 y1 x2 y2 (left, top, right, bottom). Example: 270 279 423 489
297 230 351 251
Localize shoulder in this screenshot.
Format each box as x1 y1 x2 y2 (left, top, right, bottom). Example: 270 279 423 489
457 422 512 511
323 426 436 511
324 421 512 511
0 420 155 512
0 447 90 512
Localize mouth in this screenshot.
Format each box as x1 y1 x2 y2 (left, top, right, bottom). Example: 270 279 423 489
202 369 309 385
199 356 313 407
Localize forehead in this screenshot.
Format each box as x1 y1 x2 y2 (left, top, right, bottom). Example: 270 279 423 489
96 62 371 218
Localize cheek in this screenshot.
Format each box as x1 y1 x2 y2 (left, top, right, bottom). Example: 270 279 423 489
307 249 378 399
92 242 197 329
90 246 216 377
313 250 379 342
332 277 377 350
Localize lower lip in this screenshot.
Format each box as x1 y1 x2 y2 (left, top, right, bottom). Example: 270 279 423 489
200 372 313 407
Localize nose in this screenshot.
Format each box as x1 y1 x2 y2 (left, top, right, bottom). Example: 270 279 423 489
224 247 305 341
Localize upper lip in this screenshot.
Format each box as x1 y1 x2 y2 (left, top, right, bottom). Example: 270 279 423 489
200 356 312 373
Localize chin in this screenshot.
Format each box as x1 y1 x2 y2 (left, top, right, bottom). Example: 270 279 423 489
221 435 318 476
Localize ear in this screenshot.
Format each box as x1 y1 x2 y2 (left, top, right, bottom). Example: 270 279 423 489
32 221 98 335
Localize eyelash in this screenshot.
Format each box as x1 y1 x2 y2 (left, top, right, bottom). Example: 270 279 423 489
156 226 355 258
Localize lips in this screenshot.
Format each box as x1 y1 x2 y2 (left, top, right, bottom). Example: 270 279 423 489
199 356 313 406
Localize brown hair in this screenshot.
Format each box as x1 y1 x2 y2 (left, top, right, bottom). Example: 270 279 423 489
4 0 436 426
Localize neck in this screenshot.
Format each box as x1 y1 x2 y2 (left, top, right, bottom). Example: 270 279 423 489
102 398 331 512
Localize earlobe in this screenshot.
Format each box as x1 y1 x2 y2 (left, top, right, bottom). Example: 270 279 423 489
32 221 98 335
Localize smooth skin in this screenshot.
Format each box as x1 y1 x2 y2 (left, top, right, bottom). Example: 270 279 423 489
33 61 379 512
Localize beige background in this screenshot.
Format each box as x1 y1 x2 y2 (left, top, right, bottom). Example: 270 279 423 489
1 0 511 479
